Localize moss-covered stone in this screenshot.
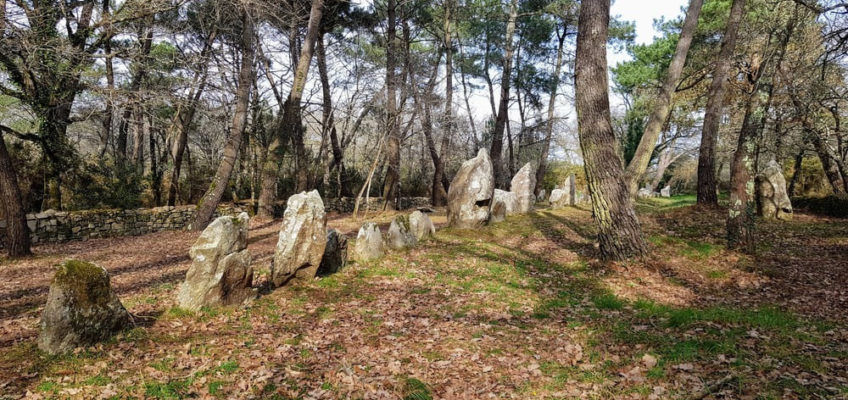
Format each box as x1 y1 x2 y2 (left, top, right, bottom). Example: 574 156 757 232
38 260 129 355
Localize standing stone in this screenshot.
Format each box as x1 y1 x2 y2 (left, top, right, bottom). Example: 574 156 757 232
38 260 129 355
178 212 255 311
549 189 568 208
660 185 671 198
537 189 547 202
409 210 435 241
492 189 518 217
490 199 507 223
353 222 384 261
271 190 327 286
387 214 417 249
637 187 653 199
563 174 577 206
447 149 495 228
510 163 536 213
758 160 793 220
318 229 348 275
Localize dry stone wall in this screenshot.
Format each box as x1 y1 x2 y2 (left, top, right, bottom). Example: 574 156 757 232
0 205 241 249
323 197 430 213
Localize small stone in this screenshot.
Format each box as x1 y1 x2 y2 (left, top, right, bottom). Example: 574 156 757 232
387 214 417 250
353 222 384 261
38 260 129 355
408 211 435 241
318 229 348 276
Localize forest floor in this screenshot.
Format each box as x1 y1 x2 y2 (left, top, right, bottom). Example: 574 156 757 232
0 196 846 399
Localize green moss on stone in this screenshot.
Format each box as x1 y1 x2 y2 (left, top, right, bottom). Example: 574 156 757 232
396 215 411 231
53 260 109 307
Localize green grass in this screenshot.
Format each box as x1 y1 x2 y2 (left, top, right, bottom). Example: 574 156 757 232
402 377 432 400
592 293 624 310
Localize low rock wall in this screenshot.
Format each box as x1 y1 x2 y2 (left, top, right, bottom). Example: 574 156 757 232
0 205 241 248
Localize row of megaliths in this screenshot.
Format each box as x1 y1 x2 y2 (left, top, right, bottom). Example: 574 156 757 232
446 149 539 226
36 190 352 354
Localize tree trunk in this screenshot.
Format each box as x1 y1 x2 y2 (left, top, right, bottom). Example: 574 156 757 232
536 28 567 194
490 0 518 188
697 0 746 206
192 10 255 231
787 147 804 197
625 0 703 196
575 0 647 261
432 0 453 207
0 132 32 257
167 28 217 207
381 0 401 210
316 35 346 196
257 0 325 217
726 92 760 252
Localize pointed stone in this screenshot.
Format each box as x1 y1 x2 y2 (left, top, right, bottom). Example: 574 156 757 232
271 190 327 286
510 162 536 213
447 149 495 228
178 212 255 311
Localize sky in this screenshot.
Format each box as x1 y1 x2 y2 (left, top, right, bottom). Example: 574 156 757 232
609 0 689 64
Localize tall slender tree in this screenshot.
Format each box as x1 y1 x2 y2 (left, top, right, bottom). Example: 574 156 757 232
257 0 325 217
696 0 746 206
575 0 647 261
192 6 256 230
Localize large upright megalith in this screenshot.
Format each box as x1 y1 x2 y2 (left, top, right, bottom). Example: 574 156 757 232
38 260 130 355
178 212 255 311
447 149 495 228
271 190 327 286
510 162 536 213
758 160 793 220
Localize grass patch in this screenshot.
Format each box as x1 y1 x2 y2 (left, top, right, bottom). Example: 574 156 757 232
402 377 432 400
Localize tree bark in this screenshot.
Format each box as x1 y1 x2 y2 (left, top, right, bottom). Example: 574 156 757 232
490 0 518 188
257 0 325 217
726 91 760 252
536 26 567 194
625 0 703 196
316 35 345 195
381 0 401 210
575 0 647 261
0 131 32 257
697 0 746 206
432 0 453 207
192 9 255 231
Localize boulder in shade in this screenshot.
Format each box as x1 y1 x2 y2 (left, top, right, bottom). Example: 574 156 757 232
387 214 417 249
353 222 384 261
271 190 328 286
537 189 547 202
178 212 255 310
409 210 435 241
660 185 671 198
447 149 495 228
318 229 348 276
510 162 536 213
758 160 793 220
38 260 130 355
